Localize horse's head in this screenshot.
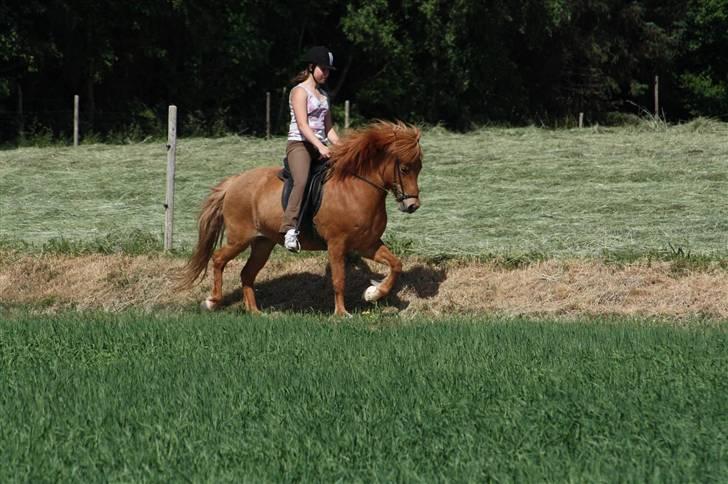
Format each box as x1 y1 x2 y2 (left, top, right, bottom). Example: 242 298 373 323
330 121 423 212
384 128 422 213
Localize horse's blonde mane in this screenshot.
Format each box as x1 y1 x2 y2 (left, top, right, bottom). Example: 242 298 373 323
329 121 421 180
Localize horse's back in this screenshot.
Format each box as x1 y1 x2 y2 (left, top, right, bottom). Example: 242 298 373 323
225 166 280 192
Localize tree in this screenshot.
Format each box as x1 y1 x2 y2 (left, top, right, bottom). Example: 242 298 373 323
676 0 728 118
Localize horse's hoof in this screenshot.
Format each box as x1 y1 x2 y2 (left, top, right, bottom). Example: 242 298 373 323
364 285 383 302
200 298 217 311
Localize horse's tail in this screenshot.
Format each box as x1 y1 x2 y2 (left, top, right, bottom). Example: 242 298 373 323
178 177 233 288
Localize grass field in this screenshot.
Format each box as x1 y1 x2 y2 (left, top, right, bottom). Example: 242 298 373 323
2 122 727 481
0 310 726 482
2 119 728 258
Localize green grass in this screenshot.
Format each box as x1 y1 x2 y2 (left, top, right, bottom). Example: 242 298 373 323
1 120 728 258
1 311 726 482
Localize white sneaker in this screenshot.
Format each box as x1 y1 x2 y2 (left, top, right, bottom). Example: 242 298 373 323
284 229 300 252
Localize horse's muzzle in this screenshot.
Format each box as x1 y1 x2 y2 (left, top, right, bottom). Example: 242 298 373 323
400 198 421 213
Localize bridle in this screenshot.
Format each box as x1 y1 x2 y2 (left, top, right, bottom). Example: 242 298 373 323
352 158 419 203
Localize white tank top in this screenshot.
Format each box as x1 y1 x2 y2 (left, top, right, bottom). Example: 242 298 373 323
287 83 329 143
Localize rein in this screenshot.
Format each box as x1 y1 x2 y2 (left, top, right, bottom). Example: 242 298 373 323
351 159 418 203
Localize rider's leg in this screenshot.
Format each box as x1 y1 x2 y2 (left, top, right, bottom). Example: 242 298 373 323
280 141 315 250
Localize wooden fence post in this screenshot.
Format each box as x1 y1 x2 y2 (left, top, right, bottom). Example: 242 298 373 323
654 75 660 118
344 100 350 129
266 91 271 140
579 112 584 128
17 84 24 138
277 86 287 134
73 95 79 146
164 105 177 252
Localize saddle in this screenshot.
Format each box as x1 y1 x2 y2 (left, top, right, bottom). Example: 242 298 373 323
278 157 330 234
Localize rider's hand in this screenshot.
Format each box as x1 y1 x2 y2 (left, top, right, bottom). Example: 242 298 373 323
318 145 331 159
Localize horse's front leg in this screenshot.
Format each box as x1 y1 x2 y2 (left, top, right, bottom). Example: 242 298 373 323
361 240 402 302
327 242 350 317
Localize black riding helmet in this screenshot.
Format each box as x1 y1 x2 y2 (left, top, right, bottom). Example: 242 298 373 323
303 46 336 71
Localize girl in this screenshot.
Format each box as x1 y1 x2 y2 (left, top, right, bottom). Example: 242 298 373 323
281 45 340 252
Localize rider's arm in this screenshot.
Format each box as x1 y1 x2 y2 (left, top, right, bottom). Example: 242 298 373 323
325 110 340 145
292 87 329 156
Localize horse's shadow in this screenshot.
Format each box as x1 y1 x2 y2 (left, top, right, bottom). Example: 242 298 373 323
220 257 447 313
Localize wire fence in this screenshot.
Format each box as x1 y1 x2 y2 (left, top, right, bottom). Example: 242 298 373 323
1 110 273 143
0 90 355 145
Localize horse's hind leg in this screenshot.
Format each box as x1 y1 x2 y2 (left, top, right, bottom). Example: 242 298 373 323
240 238 276 313
361 240 402 302
202 241 249 311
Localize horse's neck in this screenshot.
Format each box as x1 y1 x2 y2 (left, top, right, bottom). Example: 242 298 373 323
328 175 387 211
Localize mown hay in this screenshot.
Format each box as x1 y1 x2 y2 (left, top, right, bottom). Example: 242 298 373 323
2 252 727 319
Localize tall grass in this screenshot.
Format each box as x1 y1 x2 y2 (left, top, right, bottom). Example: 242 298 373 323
1 120 727 258
0 311 725 481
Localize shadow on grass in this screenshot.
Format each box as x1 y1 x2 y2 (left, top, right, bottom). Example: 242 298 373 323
219 258 447 313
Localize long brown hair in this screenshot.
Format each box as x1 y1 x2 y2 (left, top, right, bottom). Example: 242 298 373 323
290 65 313 85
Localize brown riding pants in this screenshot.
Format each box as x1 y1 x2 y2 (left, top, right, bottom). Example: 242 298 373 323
280 140 321 233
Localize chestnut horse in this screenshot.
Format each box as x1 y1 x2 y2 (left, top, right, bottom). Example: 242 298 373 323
179 121 423 316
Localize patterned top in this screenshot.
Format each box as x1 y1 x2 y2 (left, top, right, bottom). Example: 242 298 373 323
287 83 329 143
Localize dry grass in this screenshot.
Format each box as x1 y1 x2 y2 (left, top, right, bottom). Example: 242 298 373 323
2 120 728 258
2 251 727 319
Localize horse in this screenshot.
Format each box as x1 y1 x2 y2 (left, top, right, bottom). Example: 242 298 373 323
179 121 423 316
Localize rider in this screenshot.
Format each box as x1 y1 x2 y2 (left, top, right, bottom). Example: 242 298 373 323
280 45 340 252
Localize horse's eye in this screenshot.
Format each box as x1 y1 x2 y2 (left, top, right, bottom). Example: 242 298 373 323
400 165 410 174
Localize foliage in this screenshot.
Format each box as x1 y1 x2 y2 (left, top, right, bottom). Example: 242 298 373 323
0 1 726 142
676 0 728 117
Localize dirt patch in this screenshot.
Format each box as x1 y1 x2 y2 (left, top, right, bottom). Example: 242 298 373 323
1 251 727 319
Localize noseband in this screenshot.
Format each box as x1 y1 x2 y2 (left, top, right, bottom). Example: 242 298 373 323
352 158 418 203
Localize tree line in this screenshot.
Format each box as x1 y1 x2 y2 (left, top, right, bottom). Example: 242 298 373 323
1 0 726 143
